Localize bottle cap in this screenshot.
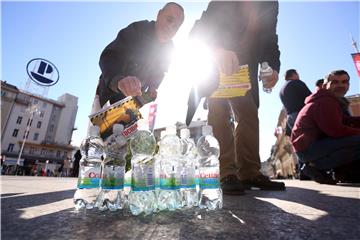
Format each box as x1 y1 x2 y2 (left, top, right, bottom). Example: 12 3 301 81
113 124 124 134
202 125 213 136
137 119 149 131
89 125 100 137
180 128 190 138
166 125 177 135
261 62 269 69
160 130 166 139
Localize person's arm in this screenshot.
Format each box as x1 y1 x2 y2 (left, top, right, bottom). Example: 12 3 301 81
99 21 145 95
314 97 360 137
296 81 312 102
257 1 280 89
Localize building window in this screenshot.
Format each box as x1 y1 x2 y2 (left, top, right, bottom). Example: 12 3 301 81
40 111 45 118
16 116 23 124
1 91 6 97
42 102 47 108
41 148 46 155
23 131 29 139
49 124 54 132
27 119 33 126
56 151 61 157
33 133 39 141
37 121 42 128
29 147 35 154
12 129 19 137
7 144 14 152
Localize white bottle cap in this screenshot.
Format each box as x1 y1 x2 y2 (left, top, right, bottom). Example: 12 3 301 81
261 62 269 69
166 125 177 135
180 128 190 138
113 124 124 134
202 125 213 136
89 125 100 137
160 130 167 139
137 119 149 131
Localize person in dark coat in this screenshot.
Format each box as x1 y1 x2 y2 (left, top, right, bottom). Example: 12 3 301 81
96 2 184 107
280 69 312 136
189 1 285 194
71 150 81 178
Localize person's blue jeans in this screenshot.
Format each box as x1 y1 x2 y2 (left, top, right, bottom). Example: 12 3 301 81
296 135 360 170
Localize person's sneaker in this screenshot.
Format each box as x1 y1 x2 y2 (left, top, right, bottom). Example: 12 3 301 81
301 165 337 185
240 174 286 190
221 175 245 195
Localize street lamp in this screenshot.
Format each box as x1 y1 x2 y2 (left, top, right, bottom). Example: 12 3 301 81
15 104 40 175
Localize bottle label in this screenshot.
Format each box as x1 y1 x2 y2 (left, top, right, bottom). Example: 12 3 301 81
77 166 101 189
199 172 220 189
180 168 196 189
131 165 155 191
101 166 125 190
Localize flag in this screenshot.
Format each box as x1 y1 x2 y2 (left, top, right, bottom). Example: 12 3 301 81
351 53 360 77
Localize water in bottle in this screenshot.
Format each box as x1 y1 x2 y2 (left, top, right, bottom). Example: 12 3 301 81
157 125 182 211
97 124 127 211
128 119 157 215
179 128 198 208
259 62 273 93
74 125 105 210
197 125 223 210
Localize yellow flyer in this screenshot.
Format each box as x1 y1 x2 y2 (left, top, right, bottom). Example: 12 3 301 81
211 64 251 98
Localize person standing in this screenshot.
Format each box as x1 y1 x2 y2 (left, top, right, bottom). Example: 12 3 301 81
189 1 285 194
279 69 312 136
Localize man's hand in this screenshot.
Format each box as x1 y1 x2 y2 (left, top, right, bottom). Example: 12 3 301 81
117 76 142 96
146 87 158 101
262 70 279 90
213 48 239 76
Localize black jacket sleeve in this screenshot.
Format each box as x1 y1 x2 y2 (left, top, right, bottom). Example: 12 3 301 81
99 21 148 93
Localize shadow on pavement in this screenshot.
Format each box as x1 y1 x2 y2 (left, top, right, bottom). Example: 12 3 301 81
1 185 360 240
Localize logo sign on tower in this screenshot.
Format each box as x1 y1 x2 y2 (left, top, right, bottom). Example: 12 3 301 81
26 58 59 86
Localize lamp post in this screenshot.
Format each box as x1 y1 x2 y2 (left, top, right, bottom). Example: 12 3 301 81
15 104 40 175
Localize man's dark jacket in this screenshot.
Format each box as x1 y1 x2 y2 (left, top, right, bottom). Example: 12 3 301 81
189 1 281 107
97 20 173 107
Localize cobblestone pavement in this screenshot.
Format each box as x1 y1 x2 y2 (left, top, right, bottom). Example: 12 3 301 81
1 176 359 240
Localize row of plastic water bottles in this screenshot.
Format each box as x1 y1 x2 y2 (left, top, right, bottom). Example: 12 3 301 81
73 120 223 215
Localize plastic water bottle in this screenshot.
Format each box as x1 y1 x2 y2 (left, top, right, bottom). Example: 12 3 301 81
97 124 127 211
128 119 157 215
74 125 105 210
259 62 273 93
179 128 198 208
157 126 182 211
197 125 223 210
153 130 166 212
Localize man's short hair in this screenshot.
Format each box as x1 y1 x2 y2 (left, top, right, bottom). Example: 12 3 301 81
162 2 184 12
315 79 324 87
324 70 350 84
285 69 298 80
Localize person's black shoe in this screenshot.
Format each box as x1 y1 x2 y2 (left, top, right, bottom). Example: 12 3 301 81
221 175 245 195
302 165 337 185
240 174 286 191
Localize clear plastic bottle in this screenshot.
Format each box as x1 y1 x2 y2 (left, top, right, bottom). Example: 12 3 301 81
179 128 198 208
157 125 182 211
74 125 105 210
197 125 223 210
128 119 157 215
97 124 127 211
259 62 273 93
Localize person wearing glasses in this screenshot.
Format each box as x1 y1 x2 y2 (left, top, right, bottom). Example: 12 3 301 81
291 70 360 184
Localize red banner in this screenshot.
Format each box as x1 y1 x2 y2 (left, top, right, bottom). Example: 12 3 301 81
351 53 360 77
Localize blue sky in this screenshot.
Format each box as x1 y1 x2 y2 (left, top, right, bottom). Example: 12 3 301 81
2 1 359 162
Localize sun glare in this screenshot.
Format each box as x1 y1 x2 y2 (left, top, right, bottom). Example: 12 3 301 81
168 40 214 88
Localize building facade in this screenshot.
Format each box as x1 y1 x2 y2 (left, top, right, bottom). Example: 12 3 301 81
1 81 78 174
